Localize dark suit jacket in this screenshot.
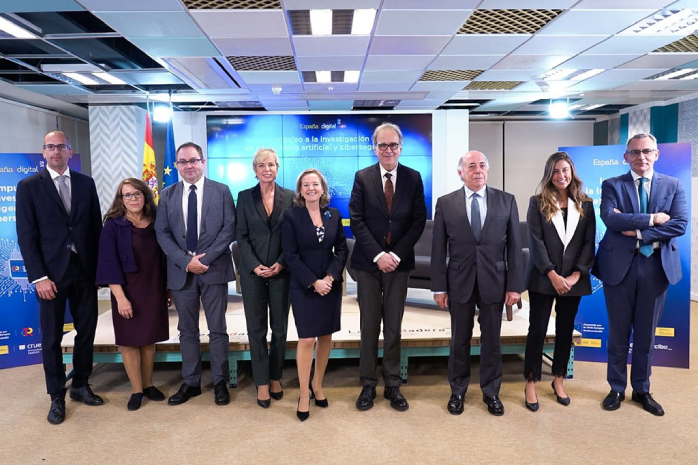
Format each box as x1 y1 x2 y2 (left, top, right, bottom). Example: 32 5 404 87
431 186 524 305
281 206 348 289
592 171 687 286
236 183 294 276
155 178 236 290
526 196 596 296
349 163 427 272
16 168 102 283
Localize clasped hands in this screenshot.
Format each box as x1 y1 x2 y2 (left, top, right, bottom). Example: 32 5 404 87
548 270 580 295
253 263 284 278
312 275 334 296
187 253 208 274
376 253 399 273
612 208 670 237
434 291 521 308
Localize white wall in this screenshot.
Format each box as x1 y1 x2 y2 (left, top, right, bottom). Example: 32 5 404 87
469 121 504 189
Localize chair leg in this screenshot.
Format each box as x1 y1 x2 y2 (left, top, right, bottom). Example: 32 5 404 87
505 304 513 321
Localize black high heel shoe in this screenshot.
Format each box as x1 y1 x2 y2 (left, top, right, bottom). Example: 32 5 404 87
270 381 283 401
256 387 271 409
309 382 328 408
296 398 309 422
551 380 571 406
524 386 539 412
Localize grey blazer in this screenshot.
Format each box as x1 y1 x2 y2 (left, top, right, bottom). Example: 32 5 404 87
431 186 525 305
155 177 236 290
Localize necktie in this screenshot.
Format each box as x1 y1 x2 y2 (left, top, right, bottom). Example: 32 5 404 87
186 185 198 253
57 175 71 215
384 173 394 245
471 193 481 240
638 177 653 257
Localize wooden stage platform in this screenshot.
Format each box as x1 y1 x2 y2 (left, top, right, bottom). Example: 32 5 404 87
62 285 580 387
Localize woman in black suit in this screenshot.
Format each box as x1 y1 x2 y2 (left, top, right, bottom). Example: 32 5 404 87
523 151 595 411
282 168 348 421
236 148 294 408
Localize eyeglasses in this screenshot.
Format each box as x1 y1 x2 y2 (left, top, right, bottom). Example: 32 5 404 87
176 158 202 167
375 143 401 152
626 148 657 157
122 192 144 201
43 144 70 152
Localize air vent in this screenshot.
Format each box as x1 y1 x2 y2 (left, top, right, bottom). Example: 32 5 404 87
654 34 698 53
459 9 563 34
227 56 296 71
353 100 400 108
464 81 524 90
183 0 280 9
419 70 483 81
214 101 265 109
302 71 316 82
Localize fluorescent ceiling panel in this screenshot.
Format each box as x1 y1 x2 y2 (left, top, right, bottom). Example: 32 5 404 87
78 0 184 11
539 10 657 35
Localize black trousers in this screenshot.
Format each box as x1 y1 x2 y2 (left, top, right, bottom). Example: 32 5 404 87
356 269 410 387
240 272 290 386
40 252 98 397
448 283 504 398
524 291 581 381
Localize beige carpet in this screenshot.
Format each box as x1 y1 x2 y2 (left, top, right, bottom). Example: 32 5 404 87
1 304 697 464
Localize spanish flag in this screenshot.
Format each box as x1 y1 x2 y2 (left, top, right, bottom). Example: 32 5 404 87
142 111 159 203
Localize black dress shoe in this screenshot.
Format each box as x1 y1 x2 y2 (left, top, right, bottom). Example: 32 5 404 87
524 387 539 412
631 391 664 416
127 393 144 411
143 386 165 401
309 382 328 408
168 383 202 405
296 398 309 422
551 380 570 406
256 386 271 408
270 381 283 401
447 394 464 415
47 398 66 425
69 386 104 406
483 395 504 416
356 385 376 411
384 386 409 412
602 391 625 411
214 380 230 406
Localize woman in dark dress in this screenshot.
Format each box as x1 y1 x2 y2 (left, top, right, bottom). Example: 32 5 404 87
96 178 170 411
236 148 294 408
282 168 348 421
523 152 595 411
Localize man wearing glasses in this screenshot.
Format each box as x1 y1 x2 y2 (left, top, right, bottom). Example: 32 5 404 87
593 133 687 416
16 131 103 424
155 142 236 406
350 122 427 411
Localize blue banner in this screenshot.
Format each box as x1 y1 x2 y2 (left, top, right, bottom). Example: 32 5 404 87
564 143 691 368
0 154 82 369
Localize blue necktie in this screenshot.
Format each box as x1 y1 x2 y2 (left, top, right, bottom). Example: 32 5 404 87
638 177 653 257
471 193 481 240
186 185 198 253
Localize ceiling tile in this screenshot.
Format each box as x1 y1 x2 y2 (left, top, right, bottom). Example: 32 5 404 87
492 54 570 70
110 70 183 85
237 70 301 84
428 55 503 70
557 54 636 69
307 100 354 111
297 56 364 71
441 35 531 55
78 0 184 10
0 0 83 12
358 82 415 91
304 83 359 92
383 0 480 8
411 80 471 91
587 69 658 80
96 12 203 38
613 80 688 91
665 79 698 90
478 0 578 8
586 35 680 54
572 0 673 8
191 10 288 38
375 10 472 36
538 10 656 35
128 37 219 57
370 36 451 55
17 84 92 94
617 53 698 69
293 36 371 57
513 35 608 56
212 38 293 56
395 99 446 108
568 79 632 91
361 70 423 84
427 90 460 100
477 69 545 81
364 55 435 71
283 0 380 9
248 84 305 93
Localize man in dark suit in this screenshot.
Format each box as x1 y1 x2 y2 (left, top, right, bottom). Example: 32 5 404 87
593 133 687 416
155 142 236 406
431 150 524 416
350 122 427 412
16 130 103 425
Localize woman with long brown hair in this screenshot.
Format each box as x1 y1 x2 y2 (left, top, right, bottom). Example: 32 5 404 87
523 152 595 411
97 178 170 411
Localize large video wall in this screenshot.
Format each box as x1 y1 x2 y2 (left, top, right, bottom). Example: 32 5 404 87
206 113 433 234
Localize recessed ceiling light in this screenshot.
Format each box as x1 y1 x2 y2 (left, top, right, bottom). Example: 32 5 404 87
352 9 376 35
0 16 37 39
570 69 604 81
549 100 570 119
63 73 99 85
656 68 697 80
539 69 577 81
153 105 172 123
92 73 127 85
344 71 360 83
625 9 698 35
316 71 331 83
310 9 332 36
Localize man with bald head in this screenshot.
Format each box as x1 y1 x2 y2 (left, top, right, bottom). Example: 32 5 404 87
431 151 524 416
17 130 103 424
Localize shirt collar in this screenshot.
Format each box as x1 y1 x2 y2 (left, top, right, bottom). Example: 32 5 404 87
631 169 654 183
183 176 205 192
379 163 397 178
47 166 71 180
463 184 486 199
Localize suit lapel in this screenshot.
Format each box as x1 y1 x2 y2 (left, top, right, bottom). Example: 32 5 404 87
622 172 640 213
40 169 68 215
455 187 476 240
200 178 212 234
269 183 285 228
565 200 580 250
649 173 663 212
371 164 389 216
251 183 269 224
551 208 566 246
69 170 82 218
391 164 407 214
479 186 496 240
172 181 185 234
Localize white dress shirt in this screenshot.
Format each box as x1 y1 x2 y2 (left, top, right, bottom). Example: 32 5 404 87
463 184 487 230
181 176 205 244
373 164 401 264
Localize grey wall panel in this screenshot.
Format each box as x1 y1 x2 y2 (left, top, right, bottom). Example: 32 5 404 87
677 98 698 300
469 121 504 190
